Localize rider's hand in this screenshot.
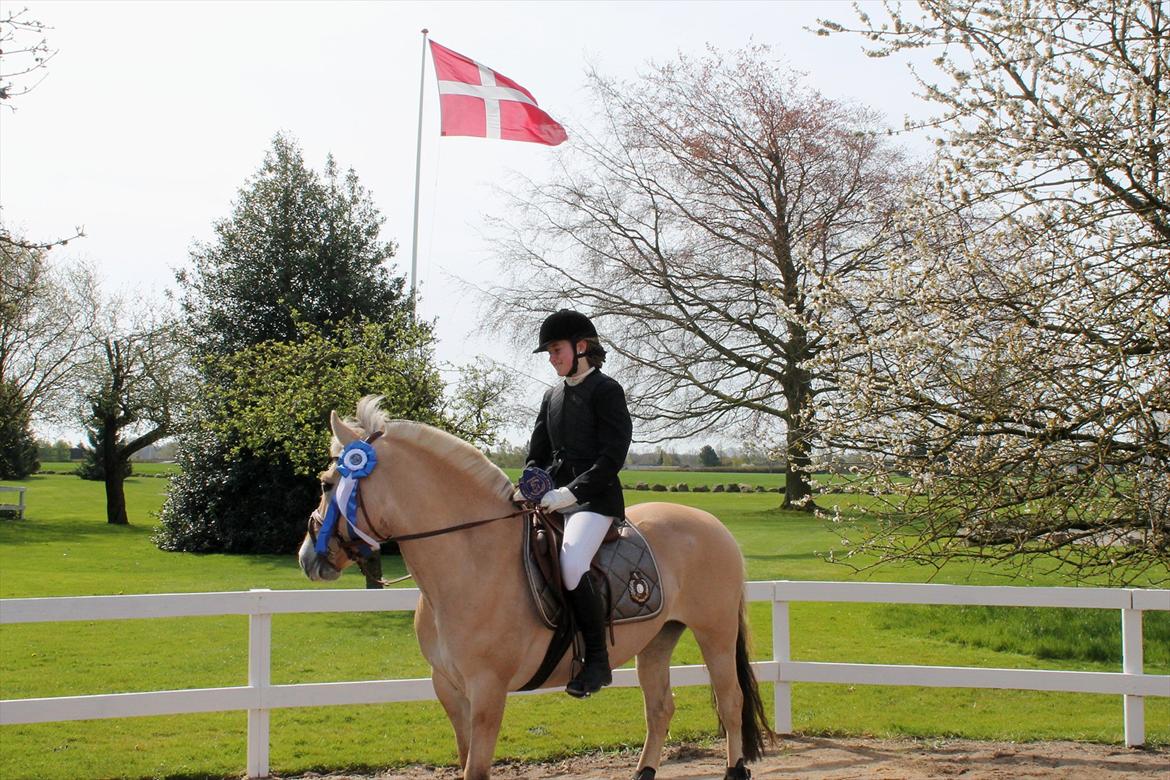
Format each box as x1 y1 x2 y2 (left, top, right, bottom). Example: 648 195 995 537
540 486 577 512
512 487 525 504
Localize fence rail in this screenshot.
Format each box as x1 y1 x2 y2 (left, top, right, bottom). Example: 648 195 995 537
1 581 1167 779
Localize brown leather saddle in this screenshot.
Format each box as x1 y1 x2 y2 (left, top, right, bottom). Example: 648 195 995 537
516 509 663 691
523 511 663 629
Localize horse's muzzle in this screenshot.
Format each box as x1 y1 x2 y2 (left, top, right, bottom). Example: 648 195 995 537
298 535 341 581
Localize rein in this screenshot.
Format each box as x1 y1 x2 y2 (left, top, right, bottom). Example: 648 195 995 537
368 506 536 586
385 507 534 543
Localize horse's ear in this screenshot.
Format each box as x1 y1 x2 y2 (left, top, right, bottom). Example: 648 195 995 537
330 410 358 446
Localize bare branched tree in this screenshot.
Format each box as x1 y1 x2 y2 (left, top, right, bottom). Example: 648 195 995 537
815 0 1169 582
487 45 911 509
442 359 521 447
0 11 84 252
0 7 55 106
77 309 190 525
0 241 100 425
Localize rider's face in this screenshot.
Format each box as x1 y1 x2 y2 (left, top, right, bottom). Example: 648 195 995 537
547 339 585 377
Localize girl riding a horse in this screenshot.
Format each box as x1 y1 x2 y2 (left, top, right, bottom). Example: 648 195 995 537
299 316 773 778
521 309 633 699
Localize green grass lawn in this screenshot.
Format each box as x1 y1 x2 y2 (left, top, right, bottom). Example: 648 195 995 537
1 473 1166 780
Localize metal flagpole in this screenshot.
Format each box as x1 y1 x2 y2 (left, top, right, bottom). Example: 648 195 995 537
410 28 429 322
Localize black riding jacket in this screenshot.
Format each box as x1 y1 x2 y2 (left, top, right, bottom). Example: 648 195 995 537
525 369 633 519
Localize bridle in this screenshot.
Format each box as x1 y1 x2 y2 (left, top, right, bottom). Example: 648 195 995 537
308 430 534 579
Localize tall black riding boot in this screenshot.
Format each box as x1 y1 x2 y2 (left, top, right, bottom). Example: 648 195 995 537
565 570 612 698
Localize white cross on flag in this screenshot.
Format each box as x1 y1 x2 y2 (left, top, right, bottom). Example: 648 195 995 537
429 40 567 147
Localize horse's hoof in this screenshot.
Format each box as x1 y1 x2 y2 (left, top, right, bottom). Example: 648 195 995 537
634 767 656 780
723 758 750 779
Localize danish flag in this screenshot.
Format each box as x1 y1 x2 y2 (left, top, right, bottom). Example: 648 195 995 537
429 40 567 146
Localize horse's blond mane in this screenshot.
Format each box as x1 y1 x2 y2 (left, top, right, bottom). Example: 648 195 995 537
332 394 513 500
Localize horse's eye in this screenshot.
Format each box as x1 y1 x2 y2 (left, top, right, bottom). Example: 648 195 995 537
320 482 332 494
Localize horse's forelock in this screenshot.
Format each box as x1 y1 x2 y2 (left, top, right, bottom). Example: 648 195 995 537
329 394 390 456
355 394 391 433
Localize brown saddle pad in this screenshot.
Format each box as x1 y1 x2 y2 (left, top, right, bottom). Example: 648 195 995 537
522 514 664 630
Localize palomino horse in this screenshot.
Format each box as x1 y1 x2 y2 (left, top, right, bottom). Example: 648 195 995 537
299 397 772 780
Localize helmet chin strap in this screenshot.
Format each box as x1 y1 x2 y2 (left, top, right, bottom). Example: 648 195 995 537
569 341 588 377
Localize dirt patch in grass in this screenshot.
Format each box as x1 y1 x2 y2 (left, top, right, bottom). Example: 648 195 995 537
281 736 1169 779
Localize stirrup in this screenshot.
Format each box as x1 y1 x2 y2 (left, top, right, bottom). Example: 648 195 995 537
565 662 612 698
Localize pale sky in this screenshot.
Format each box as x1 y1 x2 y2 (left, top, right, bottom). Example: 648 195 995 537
2 0 931 444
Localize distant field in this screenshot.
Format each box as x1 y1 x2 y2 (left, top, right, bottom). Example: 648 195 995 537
621 469 787 489
36 460 179 476
504 467 811 490
1 472 1166 780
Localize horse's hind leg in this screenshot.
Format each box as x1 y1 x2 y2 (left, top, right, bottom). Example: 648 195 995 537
635 620 686 777
691 619 746 773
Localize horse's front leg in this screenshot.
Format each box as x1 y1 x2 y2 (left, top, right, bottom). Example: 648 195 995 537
433 670 470 768
462 675 508 780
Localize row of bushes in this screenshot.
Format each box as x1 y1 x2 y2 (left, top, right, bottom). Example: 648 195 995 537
623 482 783 493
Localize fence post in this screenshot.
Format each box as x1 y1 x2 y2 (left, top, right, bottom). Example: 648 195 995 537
1121 596 1144 748
248 589 272 778
772 587 792 734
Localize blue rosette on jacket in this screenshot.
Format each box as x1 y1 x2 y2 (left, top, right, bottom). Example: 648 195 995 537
518 465 555 502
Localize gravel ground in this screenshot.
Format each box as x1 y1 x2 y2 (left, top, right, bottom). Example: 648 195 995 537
280 736 1169 779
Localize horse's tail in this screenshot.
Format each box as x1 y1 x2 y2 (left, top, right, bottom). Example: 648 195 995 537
735 597 775 761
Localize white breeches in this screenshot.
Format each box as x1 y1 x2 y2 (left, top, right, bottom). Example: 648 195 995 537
560 510 613 590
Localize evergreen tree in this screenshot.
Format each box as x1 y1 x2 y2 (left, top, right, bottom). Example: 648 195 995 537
0 380 38 479
155 317 441 553
176 133 405 359
75 426 133 482
159 134 421 554
699 445 722 468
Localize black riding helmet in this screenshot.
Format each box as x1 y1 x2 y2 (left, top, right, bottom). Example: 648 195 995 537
534 309 599 376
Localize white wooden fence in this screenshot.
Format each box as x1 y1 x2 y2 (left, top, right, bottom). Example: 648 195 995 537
1 581 1167 779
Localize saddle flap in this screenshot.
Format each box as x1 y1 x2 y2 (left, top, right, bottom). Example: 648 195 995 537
524 514 566 629
523 515 663 630
593 522 664 623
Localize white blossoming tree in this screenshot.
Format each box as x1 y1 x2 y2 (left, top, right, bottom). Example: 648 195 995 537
814 0 1168 582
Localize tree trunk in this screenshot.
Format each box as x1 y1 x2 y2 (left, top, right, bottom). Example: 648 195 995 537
102 418 128 525
782 357 816 512
782 423 814 511
105 470 129 525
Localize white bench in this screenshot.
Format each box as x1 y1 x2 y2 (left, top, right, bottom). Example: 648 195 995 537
0 486 27 520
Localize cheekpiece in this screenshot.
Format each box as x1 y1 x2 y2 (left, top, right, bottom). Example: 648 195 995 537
519 465 555 502
337 440 377 478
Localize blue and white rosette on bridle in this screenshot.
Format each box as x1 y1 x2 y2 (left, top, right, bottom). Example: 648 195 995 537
315 440 382 557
